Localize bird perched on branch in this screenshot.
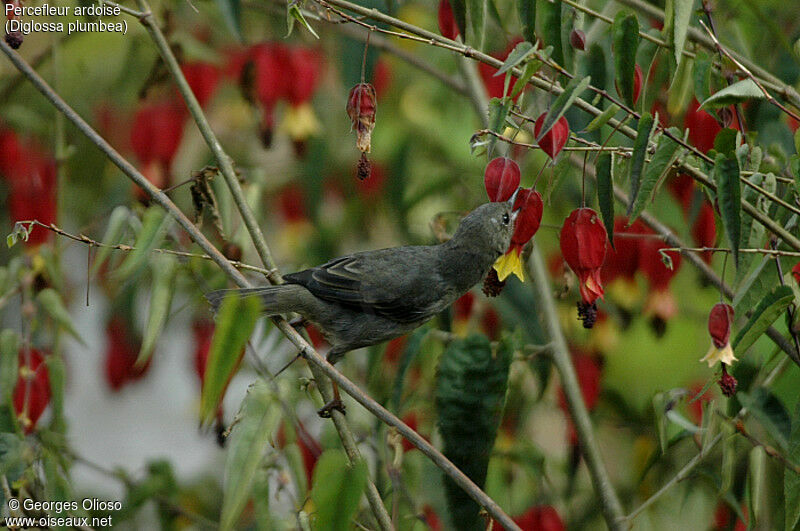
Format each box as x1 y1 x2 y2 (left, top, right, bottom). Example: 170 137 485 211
206 199 518 415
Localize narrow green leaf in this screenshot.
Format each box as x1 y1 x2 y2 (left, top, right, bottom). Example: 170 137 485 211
136 255 177 367
517 0 535 43
587 43 606 95
626 112 655 218
538 0 563 66
215 0 242 41
487 97 512 157
612 11 640 108
37 289 84 345
785 401 800 531
700 78 765 109
749 446 765 524
671 0 694 66
628 127 683 222
584 104 620 133
287 2 319 38
794 128 800 155
510 57 545 99
733 256 778 314
113 207 171 282
536 75 590 141
714 153 741 266
737 388 792 451
44 354 65 432
732 285 794 354
200 295 261 424
310 450 368 531
714 128 739 157
221 380 280 531
693 50 713 104
0 330 20 405
736 173 767 285
666 410 701 433
450 0 467 39
90 206 130 279
721 421 735 493
494 41 535 77
596 152 615 246
467 0 486 48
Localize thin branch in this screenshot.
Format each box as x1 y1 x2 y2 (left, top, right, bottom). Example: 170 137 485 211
0 35 520 531
719 413 800 475
659 246 800 259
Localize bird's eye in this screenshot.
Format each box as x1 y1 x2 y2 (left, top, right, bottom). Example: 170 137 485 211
502 213 510 225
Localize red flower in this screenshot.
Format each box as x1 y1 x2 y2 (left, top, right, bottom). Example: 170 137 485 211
477 38 524 100
286 47 323 107
692 202 717 264
638 236 682 292
437 0 459 40
453 292 475 321
249 42 291 110
277 184 308 224
484 157 521 202
481 306 501 341
701 303 737 367
384 335 407 364
13 348 51 434
600 217 646 284
105 317 150 391
493 188 543 281
180 62 220 108
493 505 566 531
560 208 607 305
684 99 721 153
347 83 377 154
791 262 800 285
569 29 586 51
372 59 392 99
534 113 570 160
130 100 185 169
556 351 602 446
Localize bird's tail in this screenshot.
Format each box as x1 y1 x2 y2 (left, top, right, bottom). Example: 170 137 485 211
205 286 289 314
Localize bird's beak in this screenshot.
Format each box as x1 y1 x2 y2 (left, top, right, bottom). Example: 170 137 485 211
507 187 521 210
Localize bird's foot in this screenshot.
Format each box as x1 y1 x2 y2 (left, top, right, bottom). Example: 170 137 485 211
317 398 346 418
289 316 309 329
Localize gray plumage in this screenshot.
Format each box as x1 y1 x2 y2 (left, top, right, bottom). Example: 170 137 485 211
206 201 516 363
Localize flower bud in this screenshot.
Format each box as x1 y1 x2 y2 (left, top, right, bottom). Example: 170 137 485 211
569 29 586 51
483 157 520 202
347 82 377 153
534 112 570 160
718 365 737 397
700 303 737 367
438 0 459 41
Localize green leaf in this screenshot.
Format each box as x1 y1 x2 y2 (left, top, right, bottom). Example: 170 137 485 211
628 127 683 222
113 207 171 282
612 11 641 108
794 127 800 155
0 330 20 405
693 51 713 104
200 294 261 425
721 421 735 493
510 55 547 99
749 445 766 524
287 1 319 38
587 43 607 96
734 256 778 314
714 128 739 157
714 153 741 266
215 0 242 41
37 289 84 345
596 152 615 246
536 75 590 141
538 0 563 66
626 112 655 218
450 0 467 39
737 388 792 450
584 104 620 133
90 206 130 279
517 0 535 43
785 401 800 531
136 255 177 368
700 78 765 109
732 285 794 354
487 97 512 157
670 0 694 66
221 380 280 531
467 0 486 48
44 354 66 432
310 450 368 531
494 41 536 77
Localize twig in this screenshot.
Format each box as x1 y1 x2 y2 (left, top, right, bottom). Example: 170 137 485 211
659 246 800 258
0 34 520 531
718 413 800 475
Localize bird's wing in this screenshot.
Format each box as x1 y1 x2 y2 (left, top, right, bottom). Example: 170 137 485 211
284 248 442 323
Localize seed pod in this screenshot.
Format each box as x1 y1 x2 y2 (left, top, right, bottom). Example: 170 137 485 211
569 29 586 51
483 157 520 202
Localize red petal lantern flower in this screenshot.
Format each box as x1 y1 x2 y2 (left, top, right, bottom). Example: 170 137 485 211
684 99 722 153
701 303 736 367
493 505 566 531
639 232 682 328
792 262 800 285
477 38 524 100
438 0 459 40
130 100 186 200
180 62 220 109
104 317 151 391
560 208 607 328
347 82 377 154
493 188 543 281
13 348 51 434
615 63 643 106
484 157 521 202
534 112 570 160
283 47 324 149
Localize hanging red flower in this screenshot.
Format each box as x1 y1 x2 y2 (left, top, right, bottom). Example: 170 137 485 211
477 38 524 100
104 317 151 391
283 47 324 146
792 262 800 285
180 61 221 109
492 505 566 531
534 112 570 160
483 157 521 202
701 303 736 367
13 348 51 434
684 99 722 153
560 208 607 327
347 82 378 154
437 0 459 41
493 188 543 281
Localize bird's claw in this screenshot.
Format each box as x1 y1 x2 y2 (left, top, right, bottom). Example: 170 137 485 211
317 398 346 418
289 316 309 329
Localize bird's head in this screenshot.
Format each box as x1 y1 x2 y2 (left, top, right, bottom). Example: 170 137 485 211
451 200 518 256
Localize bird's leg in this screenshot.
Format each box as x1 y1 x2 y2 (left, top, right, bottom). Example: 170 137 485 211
288 316 309 329
317 380 346 418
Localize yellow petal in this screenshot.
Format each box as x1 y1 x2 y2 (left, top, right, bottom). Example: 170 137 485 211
700 342 737 368
493 251 525 282
281 103 321 140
